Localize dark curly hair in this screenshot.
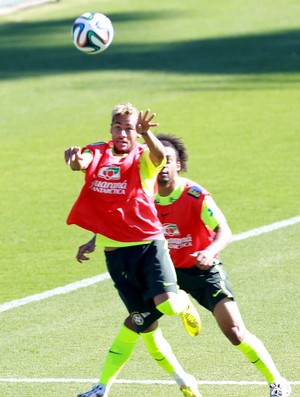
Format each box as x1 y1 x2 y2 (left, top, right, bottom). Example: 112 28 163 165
156 133 188 172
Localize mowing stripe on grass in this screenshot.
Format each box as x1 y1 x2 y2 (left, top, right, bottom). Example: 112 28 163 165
0 0 57 16
1 215 299 313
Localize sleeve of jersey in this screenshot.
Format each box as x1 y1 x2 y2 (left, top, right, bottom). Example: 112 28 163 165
139 148 166 196
201 195 227 231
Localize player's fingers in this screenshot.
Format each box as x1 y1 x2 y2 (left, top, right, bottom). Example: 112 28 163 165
143 109 150 119
64 148 72 164
78 242 95 258
77 253 90 263
73 152 84 163
140 109 150 123
77 255 90 263
146 112 156 122
77 245 89 261
138 110 143 122
65 147 80 164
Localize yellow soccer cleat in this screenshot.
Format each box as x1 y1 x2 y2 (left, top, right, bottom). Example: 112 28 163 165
180 376 203 397
179 290 201 337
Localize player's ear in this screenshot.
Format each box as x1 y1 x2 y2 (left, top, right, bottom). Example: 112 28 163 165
176 161 182 172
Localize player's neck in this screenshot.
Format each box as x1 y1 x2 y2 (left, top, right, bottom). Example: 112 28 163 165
158 176 178 197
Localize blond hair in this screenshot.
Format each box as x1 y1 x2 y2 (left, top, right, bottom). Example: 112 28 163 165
111 102 139 122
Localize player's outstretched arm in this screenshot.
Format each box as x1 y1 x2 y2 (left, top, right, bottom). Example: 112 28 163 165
64 146 93 171
137 109 165 166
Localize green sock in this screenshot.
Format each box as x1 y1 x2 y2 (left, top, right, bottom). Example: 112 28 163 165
236 331 280 383
99 325 139 389
141 326 186 376
156 290 189 316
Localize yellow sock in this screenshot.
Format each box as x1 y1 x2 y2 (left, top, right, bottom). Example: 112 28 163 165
141 326 186 375
156 290 188 316
236 331 281 383
99 325 139 388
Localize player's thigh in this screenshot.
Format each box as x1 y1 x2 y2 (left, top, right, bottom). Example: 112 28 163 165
142 240 178 301
176 264 235 312
117 283 163 332
105 248 164 331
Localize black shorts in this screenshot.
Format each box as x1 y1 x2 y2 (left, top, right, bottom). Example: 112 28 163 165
175 262 235 313
105 240 178 332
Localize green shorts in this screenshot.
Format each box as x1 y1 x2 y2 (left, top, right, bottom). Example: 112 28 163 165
105 240 178 332
175 262 235 313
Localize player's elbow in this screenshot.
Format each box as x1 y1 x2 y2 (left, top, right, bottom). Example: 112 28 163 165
226 224 233 244
218 222 233 245
150 152 165 167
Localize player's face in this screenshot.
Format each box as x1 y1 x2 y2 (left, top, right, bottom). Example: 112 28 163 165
157 146 180 186
110 114 139 153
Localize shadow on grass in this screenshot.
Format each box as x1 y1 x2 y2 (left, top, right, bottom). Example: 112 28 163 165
0 14 300 80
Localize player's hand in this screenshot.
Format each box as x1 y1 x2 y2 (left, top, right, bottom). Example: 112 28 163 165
137 109 159 135
190 250 219 270
64 146 84 170
76 237 96 263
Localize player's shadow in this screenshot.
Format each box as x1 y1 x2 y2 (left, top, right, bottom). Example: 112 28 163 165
0 14 300 80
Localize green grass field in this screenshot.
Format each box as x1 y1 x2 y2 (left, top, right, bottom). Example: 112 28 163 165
0 0 299 396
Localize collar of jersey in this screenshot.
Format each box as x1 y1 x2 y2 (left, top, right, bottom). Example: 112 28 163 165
155 177 187 206
111 146 128 157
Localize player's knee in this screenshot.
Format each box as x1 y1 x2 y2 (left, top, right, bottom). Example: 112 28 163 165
224 325 246 345
156 296 180 316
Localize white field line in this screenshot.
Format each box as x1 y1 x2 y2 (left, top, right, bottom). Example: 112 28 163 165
0 273 110 313
1 215 299 314
231 215 300 242
0 378 299 385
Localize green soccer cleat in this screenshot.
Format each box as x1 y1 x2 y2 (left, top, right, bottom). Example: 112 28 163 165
179 290 201 337
180 376 202 397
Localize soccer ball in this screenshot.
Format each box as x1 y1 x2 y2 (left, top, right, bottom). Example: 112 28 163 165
71 12 114 55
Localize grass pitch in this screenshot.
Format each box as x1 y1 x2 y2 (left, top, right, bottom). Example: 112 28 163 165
0 0 299 396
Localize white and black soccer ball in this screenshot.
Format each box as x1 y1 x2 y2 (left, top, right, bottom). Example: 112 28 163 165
71 12 114 55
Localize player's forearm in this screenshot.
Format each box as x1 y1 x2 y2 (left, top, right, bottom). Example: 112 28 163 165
70 152 93 171
141 130 166 165
207 222 232 257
